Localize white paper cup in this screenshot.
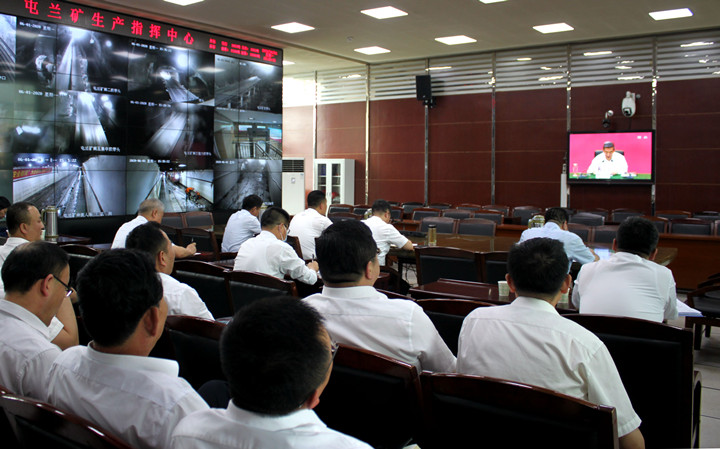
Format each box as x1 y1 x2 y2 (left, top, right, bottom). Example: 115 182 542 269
498 280 509 297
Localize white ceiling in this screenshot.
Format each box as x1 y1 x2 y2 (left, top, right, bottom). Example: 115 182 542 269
84 0 720 74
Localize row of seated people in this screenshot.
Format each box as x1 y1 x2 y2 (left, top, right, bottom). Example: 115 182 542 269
0 208 700 448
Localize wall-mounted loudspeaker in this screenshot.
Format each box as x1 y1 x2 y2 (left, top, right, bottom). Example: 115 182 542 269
416 75 432 101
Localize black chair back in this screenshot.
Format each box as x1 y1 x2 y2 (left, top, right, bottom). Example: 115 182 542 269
442 209 474 219
161 212 186 228
327 204 354 214
567 223 592 242
183 211 214 227
416 299 495 355
570 212 605 227
640 215 669 234
415 247 483 285
611 209 644 223
179 228 219 259
669 218 713 236
592 225 618 244
457 218 496 237
327 212 361 224
418 373 618 449
159 224 182 245
656 210 692 221
172 260 234 318
313 345 421 449
401 202 424 215
512 206 543 226
419 217 457 234
390 206 403 221
411 208 442 221
480 251 508 284
225 270 298 311
482 204 510 215
564 314 699 449
61 245 100 288
472 211 503 225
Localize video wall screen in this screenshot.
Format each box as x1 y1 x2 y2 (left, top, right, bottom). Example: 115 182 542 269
0 2 283 218
567 131 655 184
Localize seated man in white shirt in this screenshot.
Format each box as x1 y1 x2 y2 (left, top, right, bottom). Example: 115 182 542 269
363 199 413 266
587 141 629 179
221 194 263 253
46 249 209 449
111 198 196 258
457 238 644 449
288 190 332 260
0 241 77 399
0 202 45 303
304 220 456 372
572 217 678 322
171 296 372 449
126 222 214 320
520 207 598 268
234 206 319 286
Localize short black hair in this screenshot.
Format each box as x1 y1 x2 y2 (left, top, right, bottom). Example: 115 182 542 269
126 222 168 260
316 220 377 283
221 296 330 415
307 190 326 209
6 202 35 234
2 241 69 294
372 199 391 215
0 196 11 210
544 207 569 225
77 249 163 347
507 238 569 297
241 194 263 211
616 217 659 257
261 206 290 228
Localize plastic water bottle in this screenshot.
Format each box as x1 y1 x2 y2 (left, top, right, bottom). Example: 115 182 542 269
427 224 437 246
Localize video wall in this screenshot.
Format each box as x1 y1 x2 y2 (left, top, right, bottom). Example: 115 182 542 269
0 1 282 218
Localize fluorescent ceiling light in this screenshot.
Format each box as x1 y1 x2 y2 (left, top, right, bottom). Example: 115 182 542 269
361 6 407 19
618 76 644 80
649 8 693 21
584 50 612 56
271 22 315 33
282 60 295 66
533 23 574 34
615 65 632 70
539 75 563 81
427 66 452 71
341 74 363 79
699 59 709 64
478 0 507 3
163 0 204 5
681 41 714 48
354 46 391 55
517 57 532 61
435 35 477 45
621 60 635 64
540 66 552 70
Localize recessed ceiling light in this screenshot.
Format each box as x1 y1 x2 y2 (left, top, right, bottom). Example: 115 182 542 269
163 0 203 5
435 35 477 45
583 51 612 56
361 6 408 19
478 0 507 3
354 46 391 55
426 66 452 71
271 22 315 33
282 60 295 66
517 57 532 61
680 41 714 48
649 8 693 21
533 23 574 34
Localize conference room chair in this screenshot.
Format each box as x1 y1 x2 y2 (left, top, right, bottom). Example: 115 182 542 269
401 201 425 216
416 299 495 355
716 219 720 236
669 218 714 236
352 204 371 217
419 216 458 234
480 251 509 284
411 207 442 221
611 208 644 223
0 393 133 449
172 260 234 319
390 206 404 221
512 206 543 226
327 212 361 223
161 212 186 228
567 223 593 242
225 270 298 311
427 202 452 210
640 215 669 234
481 204 510 216
285 235 304 259
179 227 220 260
160 315 227 391
455 203 482 211
570 212 605 227
456 218 496 237
578 208 609 220
313 345 422 449
564 314 700 449
591 225 619 244
693 210 719 220
417 372 618 449
61 244 100 288
414 247 483 286
183 211 214 227
471 210 504 225
441 208 474 219
697 273 720 289
158 224 182 246
655 210 692 221
685 285 720 350
0 385 19 449
327 204 354 214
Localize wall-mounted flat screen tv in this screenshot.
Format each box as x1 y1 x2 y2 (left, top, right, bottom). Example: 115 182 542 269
567 130 655 184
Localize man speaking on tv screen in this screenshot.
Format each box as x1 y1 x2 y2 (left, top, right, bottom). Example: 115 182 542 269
587 141 628 178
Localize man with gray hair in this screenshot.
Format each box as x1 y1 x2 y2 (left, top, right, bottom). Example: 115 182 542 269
112 199 195 258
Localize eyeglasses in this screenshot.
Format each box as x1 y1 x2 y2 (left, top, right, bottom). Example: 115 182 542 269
53 276 73 298
330 341 339 360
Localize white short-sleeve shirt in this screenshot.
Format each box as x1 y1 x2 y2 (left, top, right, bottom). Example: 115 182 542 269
363 216 409 266
234 231 317 285
221 209 261 253
112 215 148 248
520 222 595 266
288 208 332 260
160 273 214 320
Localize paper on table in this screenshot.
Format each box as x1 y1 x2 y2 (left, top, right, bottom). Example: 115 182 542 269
677 299 702 317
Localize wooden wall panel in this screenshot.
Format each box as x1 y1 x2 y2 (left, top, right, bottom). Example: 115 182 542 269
282 105 314 194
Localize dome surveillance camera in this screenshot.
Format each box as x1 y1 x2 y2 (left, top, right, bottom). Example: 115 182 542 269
622 92 636 117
